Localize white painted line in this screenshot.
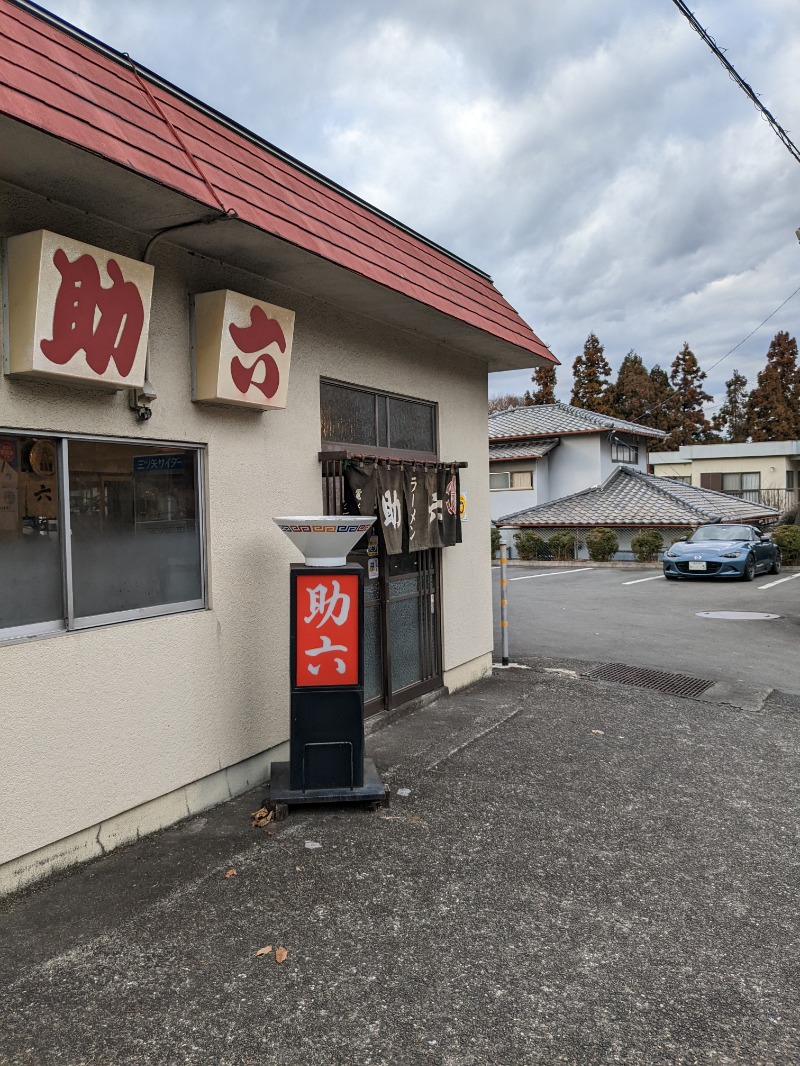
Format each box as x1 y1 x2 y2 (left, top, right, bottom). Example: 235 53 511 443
509 567 595 581
622 575 665 585
759 572 800 589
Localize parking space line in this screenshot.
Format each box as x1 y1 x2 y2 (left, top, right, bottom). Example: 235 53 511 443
759 573 800 589
622 575 665 585
509 568 595 581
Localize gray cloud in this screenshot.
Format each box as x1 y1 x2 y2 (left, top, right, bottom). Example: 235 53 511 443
39 0 800 410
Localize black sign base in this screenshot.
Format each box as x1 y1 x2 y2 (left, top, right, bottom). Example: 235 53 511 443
267 758 389 816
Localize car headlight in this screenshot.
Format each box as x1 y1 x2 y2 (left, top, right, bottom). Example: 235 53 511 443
665 550 679 558
721 551 742 558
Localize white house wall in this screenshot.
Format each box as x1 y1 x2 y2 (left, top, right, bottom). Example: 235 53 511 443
0 183 494 883
548 435 603 497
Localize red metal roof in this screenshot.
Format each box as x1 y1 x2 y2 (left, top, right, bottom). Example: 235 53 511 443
0 0 555 364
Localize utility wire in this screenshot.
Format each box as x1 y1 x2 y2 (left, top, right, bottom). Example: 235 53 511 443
669 0 800 166
638 282 800 422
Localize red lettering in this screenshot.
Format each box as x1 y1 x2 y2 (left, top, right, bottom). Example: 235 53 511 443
40 249 145 377
228 305 286 399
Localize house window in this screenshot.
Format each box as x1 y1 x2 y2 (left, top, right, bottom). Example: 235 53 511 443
787 470 795 491
490 470 533 490
320 380 436 459
0 433 205 640
611 441 639 463
721 472 760 502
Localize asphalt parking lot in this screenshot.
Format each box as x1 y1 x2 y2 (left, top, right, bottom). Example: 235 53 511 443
493 564 800 694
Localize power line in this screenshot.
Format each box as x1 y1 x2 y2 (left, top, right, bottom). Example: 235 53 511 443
705 282 800 375
669 0 800 166
639 282 800 421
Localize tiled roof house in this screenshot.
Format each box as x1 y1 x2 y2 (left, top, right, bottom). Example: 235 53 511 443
496 466 780 560
488 401 666 522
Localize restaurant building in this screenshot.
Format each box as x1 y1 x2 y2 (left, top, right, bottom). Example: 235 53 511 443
0 0 555 893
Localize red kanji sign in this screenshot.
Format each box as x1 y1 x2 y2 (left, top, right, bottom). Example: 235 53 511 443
5 231 154 390
41 249 145 377
295 572 359 687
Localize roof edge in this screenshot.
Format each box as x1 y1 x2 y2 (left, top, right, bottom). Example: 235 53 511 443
11 0 493 283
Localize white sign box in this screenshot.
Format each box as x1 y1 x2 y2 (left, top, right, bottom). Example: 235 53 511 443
193 289 295 410
5 230 154 390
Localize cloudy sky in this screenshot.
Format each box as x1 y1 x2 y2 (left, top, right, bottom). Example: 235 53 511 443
38 0 800 411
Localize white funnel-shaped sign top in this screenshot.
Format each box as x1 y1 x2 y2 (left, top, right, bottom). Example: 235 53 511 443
274 516 376 567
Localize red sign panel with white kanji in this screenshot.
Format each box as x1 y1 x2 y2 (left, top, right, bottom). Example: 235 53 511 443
295 572 360 687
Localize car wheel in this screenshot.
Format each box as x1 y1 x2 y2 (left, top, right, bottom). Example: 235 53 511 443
742 554 756 581
770 552 781 575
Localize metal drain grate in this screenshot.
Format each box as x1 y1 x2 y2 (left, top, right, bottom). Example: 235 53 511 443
585 663 714 698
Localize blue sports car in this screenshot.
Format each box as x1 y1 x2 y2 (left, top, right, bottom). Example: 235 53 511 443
662 523 781 581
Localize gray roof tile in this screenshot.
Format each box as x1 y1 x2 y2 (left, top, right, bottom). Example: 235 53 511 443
489 440 559 461
496 466 781 526
488 401 667 441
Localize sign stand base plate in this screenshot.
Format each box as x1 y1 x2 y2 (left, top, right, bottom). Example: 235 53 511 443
267 758 389 815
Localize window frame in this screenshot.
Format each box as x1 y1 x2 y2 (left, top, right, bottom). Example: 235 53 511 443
489 468 534 491
611 440 639 464
320 379 438 462
0 428 207 644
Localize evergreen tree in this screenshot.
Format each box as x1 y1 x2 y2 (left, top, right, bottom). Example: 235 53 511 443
746 331 800 441
613 350 659 424
713 370 749 442
664 342 715 449
529 363 557 405
571 333 614 414
645 364 678 435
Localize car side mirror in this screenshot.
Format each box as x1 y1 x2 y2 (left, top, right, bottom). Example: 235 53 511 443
675 536 687 542
760 535 771 543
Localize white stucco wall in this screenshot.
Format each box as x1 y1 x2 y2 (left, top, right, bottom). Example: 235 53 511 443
547 435 602 497
0 184 494 878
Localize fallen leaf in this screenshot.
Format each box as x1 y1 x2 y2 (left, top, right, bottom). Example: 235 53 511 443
224 868 237 878
255 945 273 957
295 866 302 872
275 947 288 964
591 729 605 736
250 807 275 828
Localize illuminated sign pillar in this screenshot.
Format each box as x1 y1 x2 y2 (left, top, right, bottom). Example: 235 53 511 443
269 517 387 812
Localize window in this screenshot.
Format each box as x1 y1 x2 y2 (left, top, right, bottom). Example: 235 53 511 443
611 441 639 464
0 433 205 640
490 470 533 490
787 470 795 491
320 380 436 458
721 472 760 502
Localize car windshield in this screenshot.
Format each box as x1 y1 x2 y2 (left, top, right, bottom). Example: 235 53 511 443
689 525 753 543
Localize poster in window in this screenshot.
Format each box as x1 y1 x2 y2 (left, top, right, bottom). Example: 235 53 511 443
23 474 58 519
193 289 295 410
0 456 19 532
5 230 154 390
